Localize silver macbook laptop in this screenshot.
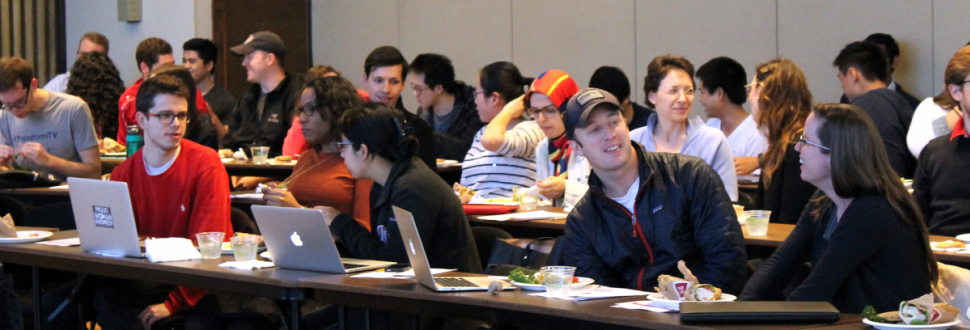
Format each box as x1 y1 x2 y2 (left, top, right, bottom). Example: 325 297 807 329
67 177 143 258
393 206 509 292
251 205 395 273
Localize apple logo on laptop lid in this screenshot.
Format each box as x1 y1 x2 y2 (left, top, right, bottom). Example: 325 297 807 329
290 232 303 247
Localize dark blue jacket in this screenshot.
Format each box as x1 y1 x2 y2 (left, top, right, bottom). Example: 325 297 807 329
563 142 747 293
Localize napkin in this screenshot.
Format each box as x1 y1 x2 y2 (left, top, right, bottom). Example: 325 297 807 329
612 300 680 312
0 213 16 238
529 285 648 301
463 204 519 215
219 260 275 270
478 211 568 221
145 238 202 263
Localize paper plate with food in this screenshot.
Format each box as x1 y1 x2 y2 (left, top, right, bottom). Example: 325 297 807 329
861 294 960 329
0 230 54 244
507 267 593 291
648 261 736 302
436 158 458 165
930 240 968 252
268 155 296 165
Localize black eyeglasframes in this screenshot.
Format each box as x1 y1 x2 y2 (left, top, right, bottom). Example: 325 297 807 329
795 132 829 151
147 112 191 125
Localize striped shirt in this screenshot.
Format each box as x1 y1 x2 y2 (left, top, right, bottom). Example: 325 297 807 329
460 121 543 198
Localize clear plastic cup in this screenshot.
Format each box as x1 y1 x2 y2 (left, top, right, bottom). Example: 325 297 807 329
745 210 772 236
541 266 576 296
231 235 260 262
196 232 225 259
250 146 270 164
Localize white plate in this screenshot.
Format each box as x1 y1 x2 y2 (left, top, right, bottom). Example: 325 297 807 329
646 292 737 302
268 160 297 166
738 216 746 226
929 242 970 253
101 152 126 157
437 160 458 165
510 277 594 291
259 251 272 260
955 233 970 244
0 231 53 244
862 318 960 330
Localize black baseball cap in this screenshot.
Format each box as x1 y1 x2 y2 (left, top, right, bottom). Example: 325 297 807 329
230 31 285 58
563 88 623 140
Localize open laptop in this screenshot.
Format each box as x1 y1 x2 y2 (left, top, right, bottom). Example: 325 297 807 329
251 205 395 273
67 177 143 258
393 206 509 292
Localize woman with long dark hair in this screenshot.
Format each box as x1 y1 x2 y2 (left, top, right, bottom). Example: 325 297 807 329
741 103 937 314
67 51 125 140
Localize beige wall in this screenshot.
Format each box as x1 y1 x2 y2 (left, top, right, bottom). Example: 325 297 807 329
312 0 970 116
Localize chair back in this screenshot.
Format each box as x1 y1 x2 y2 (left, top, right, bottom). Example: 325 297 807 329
0 196 26 226
23 202 75 230
471 226 512 271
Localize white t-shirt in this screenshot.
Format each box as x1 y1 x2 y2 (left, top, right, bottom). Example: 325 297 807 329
610 177 640 219
706 115 768 158
907 97 952 158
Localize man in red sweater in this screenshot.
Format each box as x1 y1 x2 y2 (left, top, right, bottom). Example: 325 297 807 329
100 75 232 329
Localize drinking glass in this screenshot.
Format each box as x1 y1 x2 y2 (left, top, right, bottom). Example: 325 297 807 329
541 266 576 296
250 146 270 164
195 232 225 259
744 210 772 236
231 235 260 262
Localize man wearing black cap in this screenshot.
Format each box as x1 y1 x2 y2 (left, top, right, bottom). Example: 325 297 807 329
225 31 301 189
560 88 747 294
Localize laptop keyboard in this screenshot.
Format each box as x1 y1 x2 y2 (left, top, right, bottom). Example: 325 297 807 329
342 263 367 269
435 277 480 288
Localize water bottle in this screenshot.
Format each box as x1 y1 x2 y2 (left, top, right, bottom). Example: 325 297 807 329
126 125 143 158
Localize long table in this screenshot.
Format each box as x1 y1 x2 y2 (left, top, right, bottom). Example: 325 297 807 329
0 230 870 330
103 157 296 177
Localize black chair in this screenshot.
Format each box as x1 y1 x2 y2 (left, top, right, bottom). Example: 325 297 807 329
547 235 566 266
23 202 75 231
470 227 512 271
231 207 259 235
0 196 26 226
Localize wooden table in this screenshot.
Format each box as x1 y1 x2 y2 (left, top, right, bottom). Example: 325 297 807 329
0 187 265 210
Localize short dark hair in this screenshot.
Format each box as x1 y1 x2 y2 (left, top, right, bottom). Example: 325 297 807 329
589 66 631 102
643 55 694 108
80 32 109 54
338 102 418 163
833 41 890 83
135 75 190 115
864 33 900 59
364 46 408 80
135 37 173 71
182 38 218 75
0 57 33 91
303 76 364 146
409 53 457 95
479 61 530 103
306 65 340 81
695 57 748 105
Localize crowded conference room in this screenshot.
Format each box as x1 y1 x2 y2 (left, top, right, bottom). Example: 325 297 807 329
2 0 970 329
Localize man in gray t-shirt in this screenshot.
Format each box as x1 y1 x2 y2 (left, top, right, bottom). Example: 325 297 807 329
0 57 101 180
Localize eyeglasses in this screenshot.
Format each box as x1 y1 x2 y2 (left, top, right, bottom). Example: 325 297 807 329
412 85 431 94
298 102 326 118
526 106 559 118
795 132 830 151
147 111 191 125
0 87 31 111
335 141 354 152
744 82 763 95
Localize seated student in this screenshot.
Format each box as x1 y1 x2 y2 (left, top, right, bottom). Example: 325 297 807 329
914 45 970 237
907 85 962 158
525 69 587 207
561 88 747 294
750 59 818 225
454 61 544 200
318 102 480 273
151 64 220 150
839 33 922 110
45 32 109 93
589 66 654 131
696 57 768 177
741 104 936 314
410 53 484 161
66 51 125 141
280 65 370 157
261 76 372 229
834 41 916 178
0 57 101 180
629 55 738 201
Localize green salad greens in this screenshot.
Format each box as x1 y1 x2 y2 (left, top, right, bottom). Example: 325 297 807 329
861 305 888 323
508 267 541 284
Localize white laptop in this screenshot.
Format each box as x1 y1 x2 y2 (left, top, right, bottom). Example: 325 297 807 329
251 205 395 273
67 177 143 258
392 206 509 292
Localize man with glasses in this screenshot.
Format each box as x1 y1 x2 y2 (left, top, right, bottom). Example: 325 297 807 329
409 53 483 161
0 57 101 180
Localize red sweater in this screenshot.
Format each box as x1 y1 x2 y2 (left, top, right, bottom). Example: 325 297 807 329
110 139 233 313
117 78 211 145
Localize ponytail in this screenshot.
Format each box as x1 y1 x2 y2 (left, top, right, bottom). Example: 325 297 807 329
338 102 419 163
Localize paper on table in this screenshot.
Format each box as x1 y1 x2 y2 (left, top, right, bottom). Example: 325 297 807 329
145 237 202 263
220 260 275 270
49 185 69 190
612 300 680 313
351 268 456 279
230 193 264 199
529 285 648 301
478 211 568 221
37 237 81 247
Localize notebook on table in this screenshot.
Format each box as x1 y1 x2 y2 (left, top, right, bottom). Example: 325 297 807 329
679 301 841 324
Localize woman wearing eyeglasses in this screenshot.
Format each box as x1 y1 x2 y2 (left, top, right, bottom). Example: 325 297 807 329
526 70 589 207
740 103 936 314
629 55 738 201
749 59 818 224
260 76 372 229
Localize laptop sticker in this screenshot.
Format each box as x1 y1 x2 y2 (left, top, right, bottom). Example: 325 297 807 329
93 205 114 228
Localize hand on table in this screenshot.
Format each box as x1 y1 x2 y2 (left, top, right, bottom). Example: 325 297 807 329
734 156 760 176
313 206 340 226
537 176 566 200
233 176 268 190
453 183 474 204
261 183 302 208
139 303 171 330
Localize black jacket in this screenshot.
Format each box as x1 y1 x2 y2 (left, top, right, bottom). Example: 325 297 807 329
755 143 818 224
840 83 921 110
850 88 917 178
224 73 301 157
913 133 970 236
394 100 438 171
562 142 747 293
330 158 481 273
423 83 484 161
741 193 932 314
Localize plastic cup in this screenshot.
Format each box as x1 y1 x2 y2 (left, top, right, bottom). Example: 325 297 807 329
541 266 576 296
196 232 225 259
231 235 259 262
250 146 270 164
745 210 772 236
